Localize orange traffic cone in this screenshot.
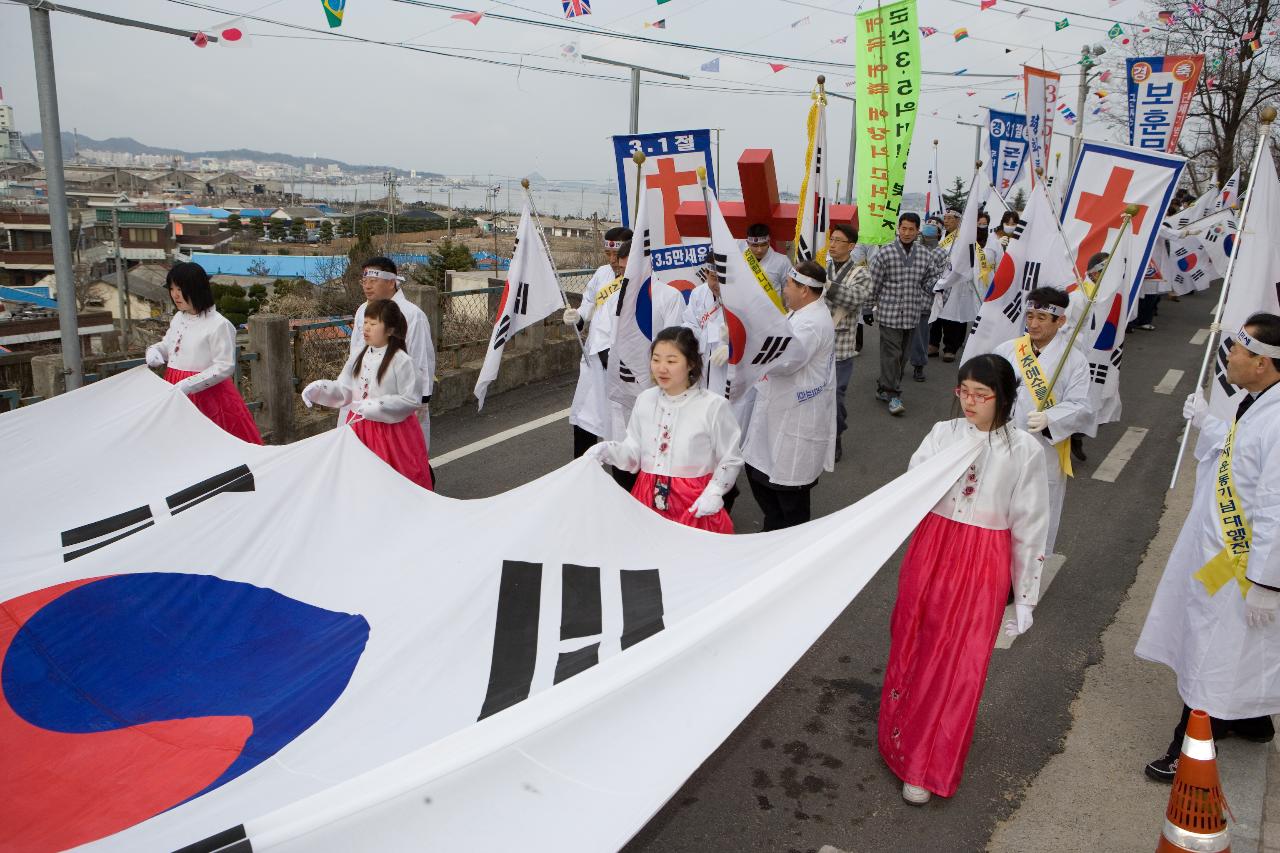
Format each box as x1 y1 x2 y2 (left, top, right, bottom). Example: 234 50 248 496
1156 709 1233 852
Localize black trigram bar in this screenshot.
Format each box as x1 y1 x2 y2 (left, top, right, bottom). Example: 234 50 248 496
555 563 603 684
1021 260 1042 291
172 824 252 853
1089 362 1109 384
751 336 791 366
1110 344 1124 369
493 315 512 350
61 504 153 563
1215 341 1234 396
618 361 637 383
478 560 543 721
614 278 629 318
620 569 665 650
166 465 255 516
713 251 728 278
513 281 530 315
1002 293 1025 323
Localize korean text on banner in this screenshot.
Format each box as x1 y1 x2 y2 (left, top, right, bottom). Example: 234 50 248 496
1024 66 1061 187
1126 55 1204 153
855 0 921 245
613 129 717 302
988 109 1030 198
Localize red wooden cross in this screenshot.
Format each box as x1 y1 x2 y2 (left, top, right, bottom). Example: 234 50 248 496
673 148 857 252
1073 166 1149 277
646 158 699 246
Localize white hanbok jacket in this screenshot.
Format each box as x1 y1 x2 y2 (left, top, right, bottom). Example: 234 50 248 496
1137 385 1280 718
600 385 743 498
911 419 1050 605
146 308 237 395
742 298 837 487
309 345 422 424
345 289 436 436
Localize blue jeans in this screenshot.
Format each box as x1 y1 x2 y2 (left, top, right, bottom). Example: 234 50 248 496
836 356 855 435
909 313 930 368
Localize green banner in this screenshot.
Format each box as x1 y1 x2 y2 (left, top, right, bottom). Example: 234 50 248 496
855 0 921 245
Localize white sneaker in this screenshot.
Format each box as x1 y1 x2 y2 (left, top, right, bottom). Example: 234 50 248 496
902 782 931 805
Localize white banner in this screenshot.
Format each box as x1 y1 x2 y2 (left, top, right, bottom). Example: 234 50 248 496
0 369 982 852
1024 66 1060 188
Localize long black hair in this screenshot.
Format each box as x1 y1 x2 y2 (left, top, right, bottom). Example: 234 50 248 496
352 298 409 383
166 261 215 314
954 354 1017 432
651 325 704 387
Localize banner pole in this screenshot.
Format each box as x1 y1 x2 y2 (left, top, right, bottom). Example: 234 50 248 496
521 178 587 360
1168 105 1276 489
631 151 646 226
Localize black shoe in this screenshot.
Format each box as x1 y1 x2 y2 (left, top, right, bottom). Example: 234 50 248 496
1071 433 1087 462
913 365 926 382
835 437 843 463
1144 754 1178 783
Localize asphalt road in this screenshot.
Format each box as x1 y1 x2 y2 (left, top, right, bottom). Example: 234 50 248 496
427 291 1211 852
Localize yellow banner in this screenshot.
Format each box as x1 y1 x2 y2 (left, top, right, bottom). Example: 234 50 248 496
1194 422 1253 598
1013 334 1073 477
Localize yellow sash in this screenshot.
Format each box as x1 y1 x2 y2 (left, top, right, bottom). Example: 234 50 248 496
743 249 786 313
975 243 993 286
939 230 957 250
1194 422 1253 598
594 276 622 308
1013 334 1074 477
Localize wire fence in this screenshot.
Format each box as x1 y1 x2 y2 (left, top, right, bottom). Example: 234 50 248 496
440 268 595 349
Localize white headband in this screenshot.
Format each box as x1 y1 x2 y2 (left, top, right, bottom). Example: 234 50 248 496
1236 328 1280 359
603 239 624 249
789 267 824 289
746 234 771 245
1026 301 1066 318
363 269 405 282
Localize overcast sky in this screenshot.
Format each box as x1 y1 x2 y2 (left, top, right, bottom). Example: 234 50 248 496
0 0 1153 192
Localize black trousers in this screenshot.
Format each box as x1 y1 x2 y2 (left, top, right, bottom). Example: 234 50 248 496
929 318 967 355
572 424 600 459
746 465 814 531
1164 703 1275 759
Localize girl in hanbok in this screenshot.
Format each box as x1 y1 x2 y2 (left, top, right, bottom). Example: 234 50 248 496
587 326 741 533
302 299 433 490
879 354 1049 804
146 261 262 444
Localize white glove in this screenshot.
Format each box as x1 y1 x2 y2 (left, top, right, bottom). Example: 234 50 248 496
563 307 581 327
1245 585 1280 628
145 345 166 369
173 379 195 396
688 489 724 519
1183 389 1208 428
350 399 377 419
301 381 320 408
583 442 615 466
1003 604 1034 637
1026 410 1049 432
710 344 730 367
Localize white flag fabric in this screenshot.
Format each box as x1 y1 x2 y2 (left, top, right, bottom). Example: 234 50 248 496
961 184 1076 361
794 93 830 265
1196 207 1240 274
0 368 984 853
706 187 797 400
1205 151 1280 423
475 203 565 409
1215 168 1241 210
1165 183 1218 230
608 188 661 409
1082 228 1137 424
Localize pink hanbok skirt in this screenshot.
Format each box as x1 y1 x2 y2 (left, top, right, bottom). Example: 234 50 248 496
165 368 262 445
630 471 733 534
346 412 433 491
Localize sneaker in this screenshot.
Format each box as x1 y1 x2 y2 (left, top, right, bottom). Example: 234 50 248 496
888 397 905 416
875 389 892 403
1137 323 1156 331
1144 754 1178 783
913 365 926 382
902 782 931 804
942 351 956 363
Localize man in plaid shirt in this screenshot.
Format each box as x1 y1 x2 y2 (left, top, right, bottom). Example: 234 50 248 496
825 222 875 461
868 213 949 415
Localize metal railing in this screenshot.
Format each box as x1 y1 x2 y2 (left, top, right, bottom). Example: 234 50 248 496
439 268 595 349
76 346 264 410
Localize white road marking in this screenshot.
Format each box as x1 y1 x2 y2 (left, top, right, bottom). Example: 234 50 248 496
996 554 1067 650
1092 426 1149 483
1190 328 1211 346
1154 369 1185 395
432 408 571 467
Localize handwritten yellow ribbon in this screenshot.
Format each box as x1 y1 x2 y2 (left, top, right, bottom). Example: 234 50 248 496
1013 334 1073 478
1194 422 1253 598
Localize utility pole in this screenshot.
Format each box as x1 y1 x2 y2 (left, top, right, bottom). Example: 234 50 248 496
845 98 857 205
1069 43 1107 184
28 6 82 390
582 55 690 133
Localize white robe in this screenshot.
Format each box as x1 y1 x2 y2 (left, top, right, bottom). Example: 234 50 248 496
939 236 1003 325
308 345 422 424
569 264 617 439
741 298 837 487
911 419 1051 605
147 308 237 395
347 289 436 444
739 245 790 302
994 334 1095 554
1136 387 1280 719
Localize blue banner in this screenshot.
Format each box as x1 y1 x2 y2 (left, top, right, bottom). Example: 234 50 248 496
611 129 715 231
987 109 1029 198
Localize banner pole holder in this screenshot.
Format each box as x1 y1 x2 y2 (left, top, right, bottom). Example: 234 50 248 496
521 178 588 361
1169 104 1277 489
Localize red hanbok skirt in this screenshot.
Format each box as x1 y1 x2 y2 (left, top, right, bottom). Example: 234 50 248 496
878 511 1011 798
165 368 262 445
630 471 733 534
346 412 433 491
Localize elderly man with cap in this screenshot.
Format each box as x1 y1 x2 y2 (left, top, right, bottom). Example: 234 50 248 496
742 222 791 301
565 226 631 457
992 286 1095 556
1137 312 1280 783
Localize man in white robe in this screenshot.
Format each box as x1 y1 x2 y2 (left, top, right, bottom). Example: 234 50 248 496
1137 313 1280 782
743 261 836 530
740 222 791 301
934 211 1003 362
564 226 630 457
993 286 1095 555
346 257 436 448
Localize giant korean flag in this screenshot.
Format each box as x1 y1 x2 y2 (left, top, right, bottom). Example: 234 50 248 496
0 369 983 852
